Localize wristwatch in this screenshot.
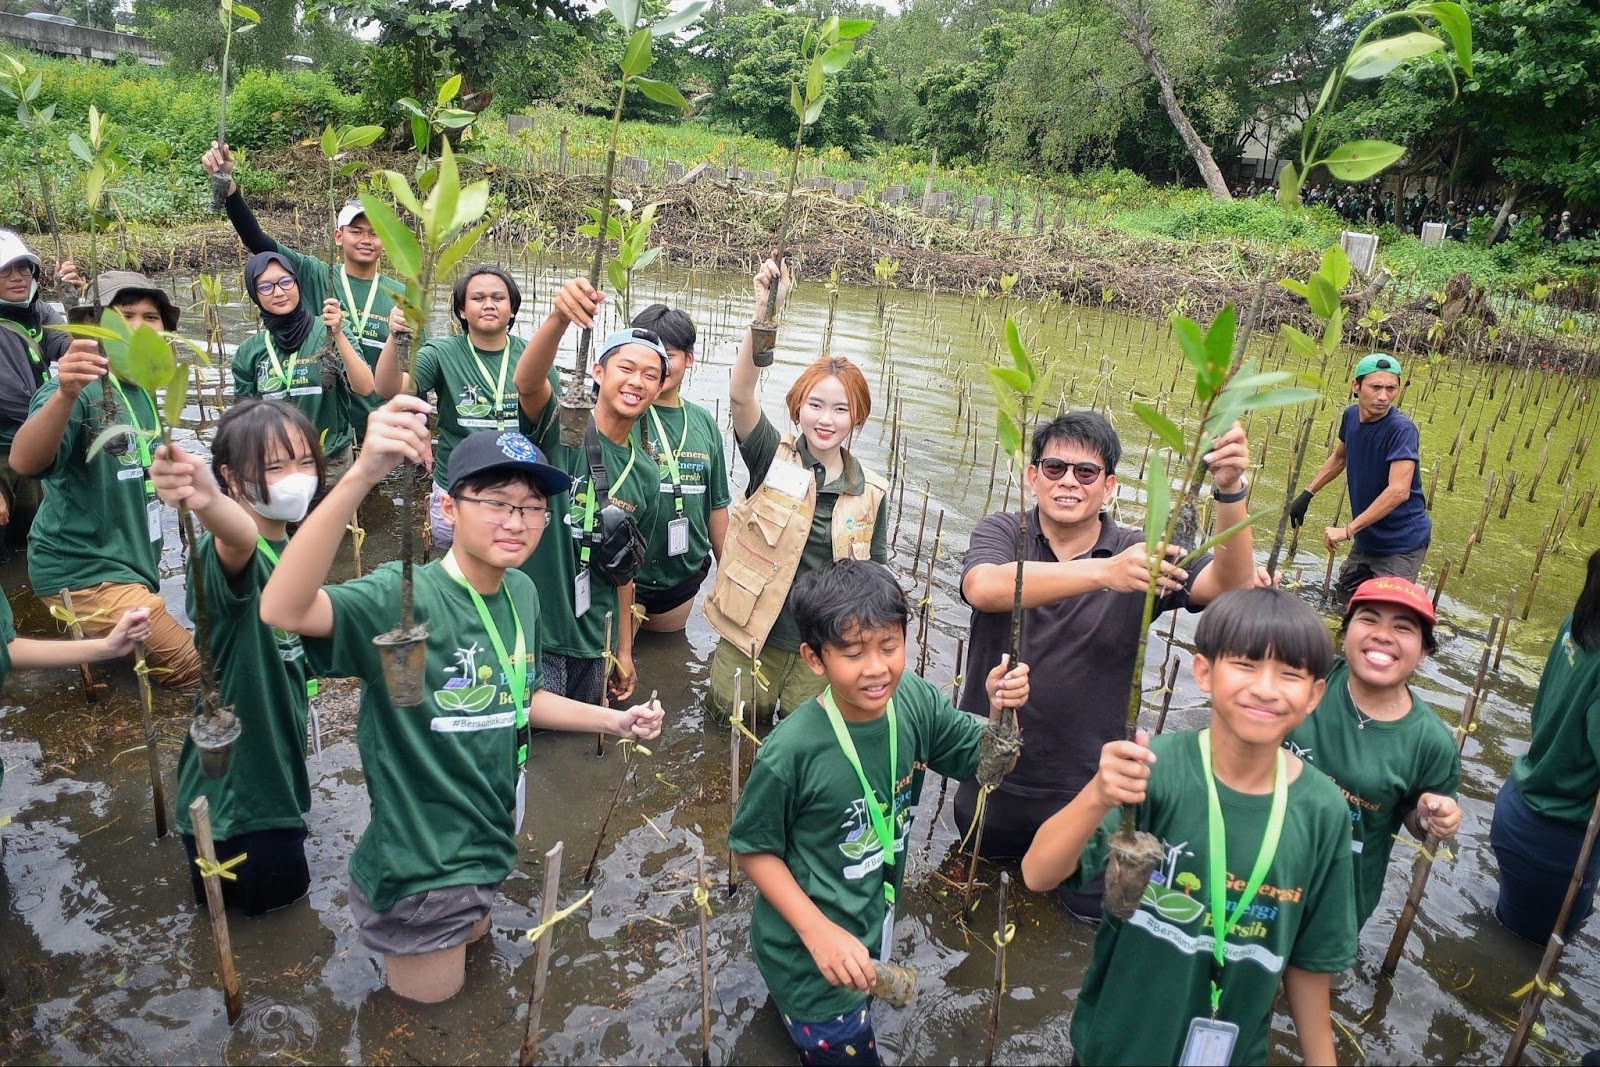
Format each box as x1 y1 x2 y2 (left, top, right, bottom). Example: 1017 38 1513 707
1212 477 1249 504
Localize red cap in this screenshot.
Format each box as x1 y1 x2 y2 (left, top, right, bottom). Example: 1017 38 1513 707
1346 576 1436 626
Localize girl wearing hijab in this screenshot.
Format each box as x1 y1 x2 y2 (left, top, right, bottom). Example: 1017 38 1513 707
231 251 373 483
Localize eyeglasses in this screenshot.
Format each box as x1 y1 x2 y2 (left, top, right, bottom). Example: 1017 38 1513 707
0 261 35 279
254 276 298 296
1036 458 1106 485
456 495 549 526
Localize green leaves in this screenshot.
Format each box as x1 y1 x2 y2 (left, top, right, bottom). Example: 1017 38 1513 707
652 0 709 36
622 29 654 78
1172 302 1234 402
1320 140 1407 181
1133 403 1184 454
1421 1 1473 77
788 12 872 128
359 191 422 279
1144 454 1169 559
1345 30 1444 80
634 76 690 111
321 123 385 161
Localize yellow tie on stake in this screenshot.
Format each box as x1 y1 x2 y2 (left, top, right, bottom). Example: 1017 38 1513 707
525 890 594 942
48 603 110 631
1511 975 1565 1000
1390 833 1453 864
194 852 248 882
993 921 1016 991
691 882 713 918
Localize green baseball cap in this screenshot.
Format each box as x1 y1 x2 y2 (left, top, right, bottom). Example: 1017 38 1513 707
1353 353 1402 380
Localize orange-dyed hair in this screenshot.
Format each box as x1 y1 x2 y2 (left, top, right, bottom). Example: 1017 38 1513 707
784 355 873 428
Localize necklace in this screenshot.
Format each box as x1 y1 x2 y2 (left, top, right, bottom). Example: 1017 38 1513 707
1346 678 1407 729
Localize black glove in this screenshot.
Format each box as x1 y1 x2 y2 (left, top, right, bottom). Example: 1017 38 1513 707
1286 489 1315 528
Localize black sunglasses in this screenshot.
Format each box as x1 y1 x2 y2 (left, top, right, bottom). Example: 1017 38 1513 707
1036 458 1106 485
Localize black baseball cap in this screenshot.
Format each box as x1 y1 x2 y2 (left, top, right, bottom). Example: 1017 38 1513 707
447 430 572 497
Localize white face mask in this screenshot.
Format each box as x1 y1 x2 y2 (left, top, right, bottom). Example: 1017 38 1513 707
248 472 318 523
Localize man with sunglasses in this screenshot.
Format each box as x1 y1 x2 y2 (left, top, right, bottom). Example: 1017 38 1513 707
956 409 1256 921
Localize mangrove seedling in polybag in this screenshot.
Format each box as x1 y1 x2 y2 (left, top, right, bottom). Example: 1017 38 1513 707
559 0 702 444
357 139 493 704
749 13 873 367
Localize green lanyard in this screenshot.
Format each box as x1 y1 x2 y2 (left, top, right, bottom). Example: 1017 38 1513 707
442 551 531 767
261 333 301 393
254 535 319 700
1197 728 1288 1019
578 441 638 570
820 687 899 915
646 404 689 517
338 266 380 342
105 374 156 480
467 341 512 428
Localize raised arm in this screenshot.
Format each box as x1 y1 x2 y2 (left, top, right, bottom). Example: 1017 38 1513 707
1189 422 1256 605
515 277 602 418
9 340 102 475
202 142 280 254
260 395 433 638
150 441 259 576
1022 730 1153 892
729 257 791 442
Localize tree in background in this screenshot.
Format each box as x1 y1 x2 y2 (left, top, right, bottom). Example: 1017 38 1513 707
133 0 301 71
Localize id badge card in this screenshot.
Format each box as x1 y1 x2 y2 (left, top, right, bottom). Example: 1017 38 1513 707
1179 1017 1239 1066
146 499 163 542
666 516 689 556
879 903 895 959
514 769 528 834
574 568 591 617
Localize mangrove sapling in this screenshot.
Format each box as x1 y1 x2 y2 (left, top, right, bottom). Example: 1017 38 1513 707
75 311 239 775
580 199 665 327
396 73 483 185
357 140 493 703
1103 306 1318 920
210 0 260 213
0 54 65 267
748 14 874 366
561 0 703 444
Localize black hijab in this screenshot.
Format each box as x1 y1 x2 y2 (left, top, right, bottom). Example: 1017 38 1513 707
244 251 314 352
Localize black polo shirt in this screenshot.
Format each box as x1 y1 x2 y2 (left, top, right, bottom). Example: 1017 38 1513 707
959 509 1209 801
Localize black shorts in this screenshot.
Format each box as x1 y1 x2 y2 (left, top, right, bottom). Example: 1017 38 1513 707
638 557 713 616
184 824 310 917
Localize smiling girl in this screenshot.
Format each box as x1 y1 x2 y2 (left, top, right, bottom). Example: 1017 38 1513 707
150 399 328 915
231 251 374 484
705 257 889 721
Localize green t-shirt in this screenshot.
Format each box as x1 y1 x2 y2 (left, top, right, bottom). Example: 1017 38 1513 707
304 559 543 912
278 247 398 360
413 334 530 490
232 319 363 456
633 400 730 595
737 412 889 652
1285 660 1460 928
1513 614 1600 826
727 671 984 1022
26 375 163 596
175 533 312 841
522 393 662 659
1066 730 1357 1067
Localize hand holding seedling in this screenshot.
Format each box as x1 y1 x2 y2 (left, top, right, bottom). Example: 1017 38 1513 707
752 257 792 317
1093 728 1156 809
57 340 110 400
1104 542 1187 596
984 654 1029 711
55 260 83 292
151 442 223 509
201 141 237 196
321 298 344 333
552 277 604 330
615 693 664 741
386 305 411 335
103 606 153 655
353 395 433 484
802 917 875 994
1415 793 1461 838
1202 421 1249 494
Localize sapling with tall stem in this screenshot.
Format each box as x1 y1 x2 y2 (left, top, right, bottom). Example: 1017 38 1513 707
748 14 873 366
559 0 703 444
313 122 384 387
357 140 493 703
210 0 260 212
0 54 65 271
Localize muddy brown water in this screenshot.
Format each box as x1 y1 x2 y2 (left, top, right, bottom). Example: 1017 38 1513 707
0 261 1595 1064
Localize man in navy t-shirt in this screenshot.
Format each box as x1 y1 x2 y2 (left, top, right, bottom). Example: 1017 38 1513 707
1287 353 1431 607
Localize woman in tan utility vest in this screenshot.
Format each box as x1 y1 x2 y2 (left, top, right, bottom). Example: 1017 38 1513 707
705 258 889 721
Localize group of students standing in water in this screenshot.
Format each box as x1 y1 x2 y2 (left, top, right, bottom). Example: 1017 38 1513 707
0 139 1593 1063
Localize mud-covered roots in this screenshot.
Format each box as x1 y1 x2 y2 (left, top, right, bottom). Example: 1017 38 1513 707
976 718 1022 790
1103 828 1165 922
870 961 918 1008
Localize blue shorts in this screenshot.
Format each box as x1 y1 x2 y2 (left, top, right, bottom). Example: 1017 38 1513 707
1490 776 1600 943
781 1004 879 1066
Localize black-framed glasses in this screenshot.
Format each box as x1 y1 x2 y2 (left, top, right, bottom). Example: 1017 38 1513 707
456 495 549 526
254 276 298 296
1036 458 1106 485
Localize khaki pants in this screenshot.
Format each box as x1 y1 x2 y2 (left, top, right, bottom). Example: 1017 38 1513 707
40 582 200 691
706 638 826 723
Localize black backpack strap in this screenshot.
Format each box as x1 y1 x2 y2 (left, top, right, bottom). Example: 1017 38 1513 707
584 417 611 505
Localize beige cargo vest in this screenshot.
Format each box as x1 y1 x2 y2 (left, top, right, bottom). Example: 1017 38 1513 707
705 434 888 653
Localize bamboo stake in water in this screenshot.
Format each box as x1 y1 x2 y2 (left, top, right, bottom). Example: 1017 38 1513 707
519 841 565 1067
188 796 242 1023
1153 655 1181 736
584 691 657 883
1502 785 1600 1066
1493 587 1516 670
1430 560 1451 612
983 871 1012 1067
133 641 168 839
1381 614 1498 977
57 587 100 703
910 484 932 572
597 609 613 757
729 670 744 898
1265 413 1315 577
697 848 713 1067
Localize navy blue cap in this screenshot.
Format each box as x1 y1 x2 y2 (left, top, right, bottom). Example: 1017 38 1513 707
447 430 572 496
